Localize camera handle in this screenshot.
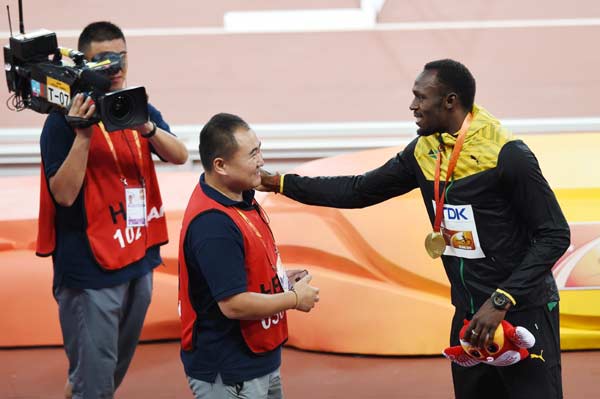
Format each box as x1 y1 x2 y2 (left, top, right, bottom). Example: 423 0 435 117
66 115 99 129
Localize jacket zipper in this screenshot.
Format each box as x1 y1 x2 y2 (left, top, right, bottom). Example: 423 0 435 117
445 177 475 314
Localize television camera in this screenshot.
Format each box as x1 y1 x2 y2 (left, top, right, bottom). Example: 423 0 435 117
3 5 148 132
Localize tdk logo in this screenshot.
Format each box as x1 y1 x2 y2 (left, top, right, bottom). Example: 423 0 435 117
443 206 468 220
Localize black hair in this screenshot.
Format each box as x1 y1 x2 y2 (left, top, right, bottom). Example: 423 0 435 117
199 113 250 172
424 59 476 111
78 21 125 53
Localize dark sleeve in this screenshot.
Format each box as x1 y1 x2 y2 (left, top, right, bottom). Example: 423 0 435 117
282 142 419 209
148 103 172 134
185 211 247 301
497 140 570 300
147 102 176 161
40 111 76 178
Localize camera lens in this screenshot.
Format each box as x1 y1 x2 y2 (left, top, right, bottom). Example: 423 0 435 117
98 86 148 132
109 94 132 121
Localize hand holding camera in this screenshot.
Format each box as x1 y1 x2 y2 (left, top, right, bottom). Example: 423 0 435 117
66 93 96 134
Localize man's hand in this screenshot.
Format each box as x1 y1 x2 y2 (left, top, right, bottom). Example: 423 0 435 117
131 120 154 136
67 93 96 137
286 269 309 289
256 169 280 192
465 298 508 348
292 274 319 312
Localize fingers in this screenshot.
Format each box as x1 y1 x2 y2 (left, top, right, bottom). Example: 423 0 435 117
466 323 478 344
68 94 95 117
467 325 494 348
466 322 483 348
474 330 487 349
312 286 320 303
83 101 96 119
294 276 319 312
469 324 485 348
257 170 280 192
259 168 273 177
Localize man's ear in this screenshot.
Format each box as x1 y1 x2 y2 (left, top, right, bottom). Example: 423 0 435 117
213 157 227 176
445 92 458 110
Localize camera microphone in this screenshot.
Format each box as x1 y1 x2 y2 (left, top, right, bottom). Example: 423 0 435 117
79 69 111 92
59 47 85 65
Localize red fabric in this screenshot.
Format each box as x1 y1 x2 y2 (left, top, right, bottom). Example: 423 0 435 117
178 183 288 353
36 166 56 257
443 319 534 367
36 125 168 270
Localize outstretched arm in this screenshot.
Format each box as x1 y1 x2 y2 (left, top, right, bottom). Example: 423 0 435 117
260 147 419 209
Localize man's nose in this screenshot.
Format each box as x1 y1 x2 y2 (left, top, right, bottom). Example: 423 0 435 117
257 152 265 167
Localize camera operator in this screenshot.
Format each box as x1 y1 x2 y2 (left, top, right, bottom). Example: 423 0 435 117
36 21 188 399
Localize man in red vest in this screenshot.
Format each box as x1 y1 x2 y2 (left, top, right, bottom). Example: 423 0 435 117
37 21 188 398
179 113 319 398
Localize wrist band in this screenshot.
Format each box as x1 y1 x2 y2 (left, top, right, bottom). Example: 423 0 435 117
279 174 285 194
141 121 157 138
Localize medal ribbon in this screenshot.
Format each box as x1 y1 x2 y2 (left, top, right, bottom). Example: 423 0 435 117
234 207 277 269
432 113 473 232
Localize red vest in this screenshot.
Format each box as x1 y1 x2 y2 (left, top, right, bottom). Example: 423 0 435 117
178 183 288 354
37 124 169 270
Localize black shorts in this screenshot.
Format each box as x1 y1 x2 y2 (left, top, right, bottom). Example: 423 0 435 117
450 304 562 399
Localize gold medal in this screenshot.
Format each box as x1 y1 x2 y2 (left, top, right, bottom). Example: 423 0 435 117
425 231 446 258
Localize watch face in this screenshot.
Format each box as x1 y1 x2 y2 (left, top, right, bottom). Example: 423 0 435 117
493 293 508 307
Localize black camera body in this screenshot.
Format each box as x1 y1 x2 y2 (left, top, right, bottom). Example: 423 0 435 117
4 29 148 132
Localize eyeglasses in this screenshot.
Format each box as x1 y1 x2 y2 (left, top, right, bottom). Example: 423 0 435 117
90 51 128 75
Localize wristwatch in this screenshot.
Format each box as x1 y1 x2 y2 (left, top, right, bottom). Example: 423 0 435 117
491 291 511 311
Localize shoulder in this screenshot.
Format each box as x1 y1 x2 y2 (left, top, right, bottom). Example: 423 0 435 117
147 102 160 116
412 135 438 179
498 140 537 168
187 210 243 243
496 139 546 184
402 137 419 154
40 111 75 159
468 106 514 151
413 134 437 159
41 111 71 136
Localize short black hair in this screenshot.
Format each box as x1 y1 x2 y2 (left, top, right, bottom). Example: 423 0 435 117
424 59 476 111
199 113 250 172
78 21 125 53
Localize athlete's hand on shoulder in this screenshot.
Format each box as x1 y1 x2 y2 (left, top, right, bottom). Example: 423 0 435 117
256 169 280 192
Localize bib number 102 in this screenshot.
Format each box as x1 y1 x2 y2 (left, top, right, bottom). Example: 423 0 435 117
113 227 142 248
